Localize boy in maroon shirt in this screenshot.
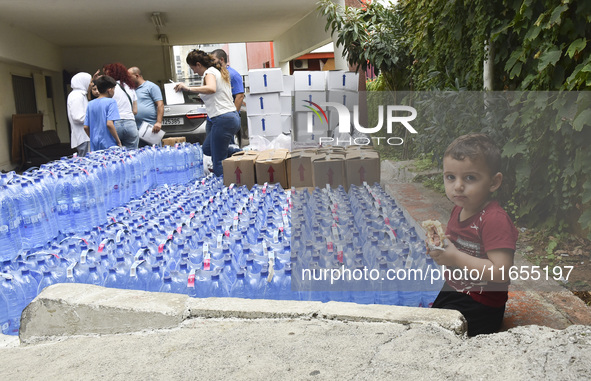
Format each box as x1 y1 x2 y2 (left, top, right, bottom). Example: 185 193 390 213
428 133 519 336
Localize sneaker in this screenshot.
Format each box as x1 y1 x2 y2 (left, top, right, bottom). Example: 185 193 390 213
228 144 242 156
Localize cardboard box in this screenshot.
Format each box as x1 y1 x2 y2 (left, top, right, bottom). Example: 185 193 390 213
281 75 295 96
286 149 315 188
255 149 289 188
294 71 326 91
327 90 360 111
281 115 292 134
280 95 292 115
248 68 284 94
326 71 359 91
294 91 327 112
293 112 327 144
247 114 283 137
313 152 346 189
222 151 258 188
245 93 281 115
162 137 186 146
345 149 380 189
317 146 346 155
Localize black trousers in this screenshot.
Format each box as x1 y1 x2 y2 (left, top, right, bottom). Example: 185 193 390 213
432 283 505 337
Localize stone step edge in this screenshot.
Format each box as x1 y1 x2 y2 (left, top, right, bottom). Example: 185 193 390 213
18 283 467 343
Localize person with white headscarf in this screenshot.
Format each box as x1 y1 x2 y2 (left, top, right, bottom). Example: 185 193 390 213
67 72 92 157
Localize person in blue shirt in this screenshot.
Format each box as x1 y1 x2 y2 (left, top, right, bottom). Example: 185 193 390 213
128 66 164 134
211 49 245 112
83 75 122 151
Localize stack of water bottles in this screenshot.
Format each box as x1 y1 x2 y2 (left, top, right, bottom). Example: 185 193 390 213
0 142 440 336
0 143 203 334
290 183 442 306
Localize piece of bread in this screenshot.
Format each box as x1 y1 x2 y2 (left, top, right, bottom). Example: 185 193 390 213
421 219 447 248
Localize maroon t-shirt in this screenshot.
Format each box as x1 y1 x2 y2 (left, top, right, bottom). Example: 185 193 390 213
445 200 519 308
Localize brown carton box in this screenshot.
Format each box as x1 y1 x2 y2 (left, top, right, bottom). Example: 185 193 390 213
313 152 347 189
345 149 380 189
162 137 186 146
255 149 288 188
286 149 316 188
222 151 258 188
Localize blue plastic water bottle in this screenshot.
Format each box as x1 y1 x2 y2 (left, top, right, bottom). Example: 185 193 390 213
0 186 22 261
0 274 27 335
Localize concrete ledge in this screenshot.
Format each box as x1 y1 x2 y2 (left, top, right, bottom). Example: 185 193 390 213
186 297 323 320
20 284 188 343
318 301 467 335
20 284 467 343
186 298 466 335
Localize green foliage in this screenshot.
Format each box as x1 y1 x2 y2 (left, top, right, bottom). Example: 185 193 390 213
412 152 436 172
497 93 591 234
422 175 446 195
399 0 498 90
317 0 412 91
366 76 388 91
318 0 591 239
491 0 591 90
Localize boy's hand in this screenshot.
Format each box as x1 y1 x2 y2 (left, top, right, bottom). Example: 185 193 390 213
427 240 459 267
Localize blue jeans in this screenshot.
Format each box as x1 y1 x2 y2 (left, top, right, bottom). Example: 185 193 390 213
115 119 139 149
203 111 240 176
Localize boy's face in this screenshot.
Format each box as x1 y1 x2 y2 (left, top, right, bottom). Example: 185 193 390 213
106 86 115 98
443 156 502 216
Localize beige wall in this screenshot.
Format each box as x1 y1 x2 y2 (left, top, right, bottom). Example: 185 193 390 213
0 21 66 171
273 10 333 72
62 45 172 88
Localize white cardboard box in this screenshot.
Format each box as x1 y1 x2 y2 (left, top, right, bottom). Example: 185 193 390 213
294 91 327 112
281 75 295 96
326 71 359 91
281 115 292 134
294 71 326 91
293 111 328 143
280 95 293 115
245 93 281 115
248 68 284 94
327 89 360 110
248 114 283 137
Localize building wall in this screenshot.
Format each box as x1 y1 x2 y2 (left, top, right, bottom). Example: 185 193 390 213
62 45 171 87
0 21 66 171
245 42 274 69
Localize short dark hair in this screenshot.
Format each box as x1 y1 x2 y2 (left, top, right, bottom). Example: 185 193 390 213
94 75 117 94
211 49 228 63
444 133 502 175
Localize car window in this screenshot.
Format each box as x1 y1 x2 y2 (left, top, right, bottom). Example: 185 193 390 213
185 93 202 104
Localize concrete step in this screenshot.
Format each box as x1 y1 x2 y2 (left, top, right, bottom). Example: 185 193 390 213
18 283 466 343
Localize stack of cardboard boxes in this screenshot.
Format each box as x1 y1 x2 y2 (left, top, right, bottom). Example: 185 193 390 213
222 146 379 191
293 70 360 144
245 69 360 145
246 69 293 140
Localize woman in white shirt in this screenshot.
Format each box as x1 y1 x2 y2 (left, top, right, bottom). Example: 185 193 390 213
103 63 139 149
174 50 240 176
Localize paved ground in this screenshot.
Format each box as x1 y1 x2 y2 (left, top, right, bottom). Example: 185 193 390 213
0 159 590 380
